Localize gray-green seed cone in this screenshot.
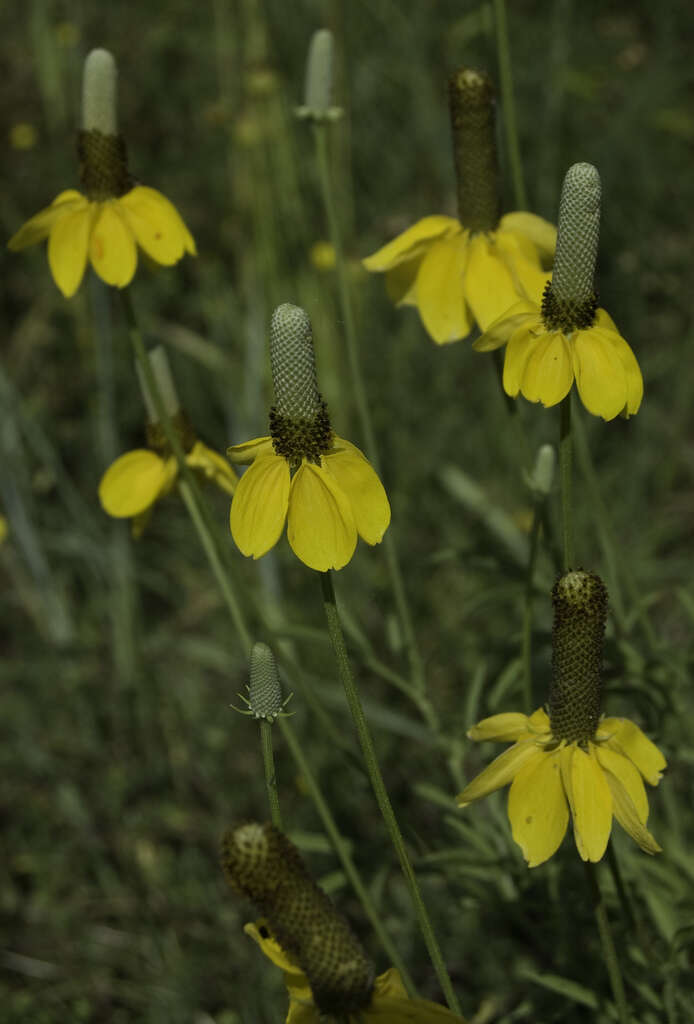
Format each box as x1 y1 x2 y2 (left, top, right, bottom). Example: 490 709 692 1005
270 304 322 420
248 643 284 722
303 29 333 115
82 48 118 134
79 50 131 199
543 163 601 331
549 570 607 743
221 822 374 1015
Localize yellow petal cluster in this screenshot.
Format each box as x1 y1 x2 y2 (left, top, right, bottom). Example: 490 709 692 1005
473 299 643 420
457 708 666 866
99 441 236 536
362 212 555 344
228 435 390 572
8 185 196 298
245 921 464 1023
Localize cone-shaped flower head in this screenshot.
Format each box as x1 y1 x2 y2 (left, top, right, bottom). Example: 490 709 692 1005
8 47 195 297
99 346 236 535
228 303 390 572
362 67 555 344
295 29 342 122
222 823 465 1023
456 571 666 866
474 162 643 419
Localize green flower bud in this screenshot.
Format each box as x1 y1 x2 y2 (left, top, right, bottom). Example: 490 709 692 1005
295 29 342 122
221 823 374 1015
542 163 601 332
549 570 608 743
448 67 500 233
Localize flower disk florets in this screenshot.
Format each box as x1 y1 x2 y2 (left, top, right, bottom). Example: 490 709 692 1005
540 280 598 334
269 400 333 471
78 129 133 200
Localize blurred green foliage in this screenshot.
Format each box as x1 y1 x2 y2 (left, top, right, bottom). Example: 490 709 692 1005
2 1 694 1021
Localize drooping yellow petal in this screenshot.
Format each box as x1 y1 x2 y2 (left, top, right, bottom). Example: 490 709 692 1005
498 212 557 264
362 216 459 272
8 190 87 250
230 454 290 558
244 921 315 1021
118 185 196 265
415 234 472 344
595 744 648 823
47 202 94 298
604 329 643 416
519 330 574 408
501 323 542 395
384 257 422 307
468 711 536 743
457 741 545 807
186 441 238 495
98 449 174 517
287 463 356 571
463 234 524 332
508 749 569 866
367 992 467 1021
599 718 666 785
494 230 551 303
323 441 390 546
601 772 662 856
89 200 138 288
572 327 628 420
564 746 612 862
473 301 538 352
226 436 275 465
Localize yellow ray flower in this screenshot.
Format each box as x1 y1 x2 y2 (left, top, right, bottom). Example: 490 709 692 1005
474 162 643 420
228 304 390 572
245 920 464 1023
363 212 555 344
457 708 666 867
99 441 236 537
8 185 196 298
8 49 195 298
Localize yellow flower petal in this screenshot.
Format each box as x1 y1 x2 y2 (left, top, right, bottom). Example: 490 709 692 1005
98 449 174 517
47 202 93 298
498 212 557 263
186 440 237 495
572 327 628 420
468 711 537 743
8 190 87 250
563 746 612 862
519 330 574 408
244 921 315 1020
595 744 648 823
494 230 551 302
415 234 472 344
385 257 422 307
472 301 538 352
362 216 459 272
501 322 542 394
601 772 662 855
287 462 357 571
89 200 138 288
226 436 275 465
230 453 290 559
324 441 390 546
605 328 643 416
599 718 666 785
457 742 544 807
508 749 569 866
463 234 524 332
118 185 196 265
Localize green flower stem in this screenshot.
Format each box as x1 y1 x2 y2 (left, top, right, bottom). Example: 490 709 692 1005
259 720 282 830
311 122 427 700
278 716 416 996
320 570 464 1018
559 395 574 570
521 504 542 714
493 0 527 210
583 861 630 1024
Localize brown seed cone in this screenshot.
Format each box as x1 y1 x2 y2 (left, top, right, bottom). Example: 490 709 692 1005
78 129 133 200
448 67 500 233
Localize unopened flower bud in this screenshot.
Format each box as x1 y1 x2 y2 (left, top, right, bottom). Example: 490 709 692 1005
549 570 607 742
295 29 342 122
526 444 556 497
221 822 374 1015
448 67 500 232
542 163 601 332
135 346 195 454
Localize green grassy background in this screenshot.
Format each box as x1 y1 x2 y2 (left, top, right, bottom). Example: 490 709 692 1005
2 1 694 1021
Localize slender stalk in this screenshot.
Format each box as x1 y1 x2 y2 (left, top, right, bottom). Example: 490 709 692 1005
521 505 542 714
492 0 527 209
320 571 463 1017
259 720 282 830
559 395 574 570
583 861 630 1024
278 717 416 995
312 122 426 697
